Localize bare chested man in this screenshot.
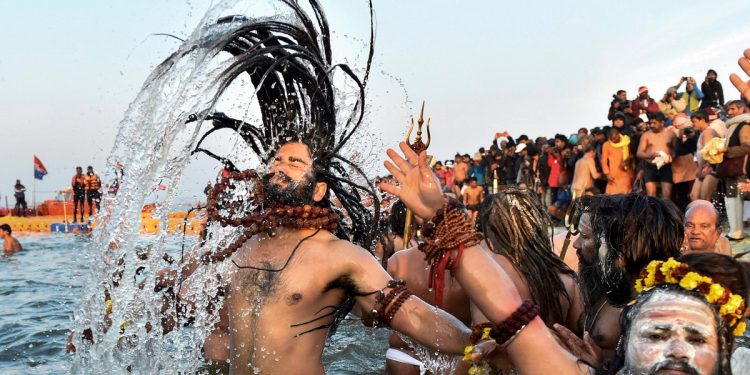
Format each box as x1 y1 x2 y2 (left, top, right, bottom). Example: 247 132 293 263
191 143 475 374
0 224 22 254
462 177 484 224
636 112 677 200
553 194 683 368
452 153 469 197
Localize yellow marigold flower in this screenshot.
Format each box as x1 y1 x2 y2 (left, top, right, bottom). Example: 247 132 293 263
644 261 660 288
679 272 706 290
734 321 747 337
706 283 726 304
481 327 492 341
721 294 745 316
463 344 474 362
660 258 681 283
634 279 644 293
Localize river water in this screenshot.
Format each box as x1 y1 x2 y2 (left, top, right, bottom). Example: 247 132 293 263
0 234 388 374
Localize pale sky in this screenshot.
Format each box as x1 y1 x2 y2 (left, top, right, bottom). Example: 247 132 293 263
2 0 750 204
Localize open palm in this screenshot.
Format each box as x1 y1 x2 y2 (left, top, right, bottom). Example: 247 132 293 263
379 142 444 219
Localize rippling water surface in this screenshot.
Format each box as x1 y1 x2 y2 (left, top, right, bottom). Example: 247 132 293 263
0 235 387 374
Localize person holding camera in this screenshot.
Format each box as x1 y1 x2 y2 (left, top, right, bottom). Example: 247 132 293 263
607 90 635 122
700 69 724 109
658 86 687 124
674 76 704 115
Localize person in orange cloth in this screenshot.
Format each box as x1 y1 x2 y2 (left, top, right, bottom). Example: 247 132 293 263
600 127 633 195
83 166 102 218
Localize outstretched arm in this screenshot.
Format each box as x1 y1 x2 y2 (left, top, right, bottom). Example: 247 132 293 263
347 243 470 355
380 142 590 375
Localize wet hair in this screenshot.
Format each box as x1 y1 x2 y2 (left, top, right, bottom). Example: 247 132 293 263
187 0 379 250
388 200 408 238
479 188 576 326
582 194 683 306
0 224 10 235
678 252 749 302
603 286 732 375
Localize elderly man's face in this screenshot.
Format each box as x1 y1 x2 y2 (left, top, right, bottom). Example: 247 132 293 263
727 104 744 118
623 291 719 375
685 207 721 253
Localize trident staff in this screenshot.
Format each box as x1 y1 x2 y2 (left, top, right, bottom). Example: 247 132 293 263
402 101 431 249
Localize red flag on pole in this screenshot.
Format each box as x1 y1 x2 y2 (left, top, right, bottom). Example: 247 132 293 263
34 156 48 180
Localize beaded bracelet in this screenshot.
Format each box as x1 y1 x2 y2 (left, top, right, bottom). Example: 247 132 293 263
362 279 413 327
466 300 540 348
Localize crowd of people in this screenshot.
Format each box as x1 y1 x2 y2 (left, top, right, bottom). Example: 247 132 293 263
426 70 750 238
61 2 750 373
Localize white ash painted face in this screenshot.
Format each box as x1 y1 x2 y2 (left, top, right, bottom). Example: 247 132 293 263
623 290 719 375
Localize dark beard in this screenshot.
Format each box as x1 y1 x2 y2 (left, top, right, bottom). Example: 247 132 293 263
622 359 701 375
261 172 316 207
578 250 633 308
578 255 607 314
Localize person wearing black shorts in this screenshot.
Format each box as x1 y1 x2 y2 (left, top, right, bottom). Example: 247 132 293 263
636 112 676 201
71 167 86 223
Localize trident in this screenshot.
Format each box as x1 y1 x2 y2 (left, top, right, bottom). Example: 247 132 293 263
402 101 431 249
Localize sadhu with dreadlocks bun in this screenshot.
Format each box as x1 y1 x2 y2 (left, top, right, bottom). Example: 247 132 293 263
478 188 583 332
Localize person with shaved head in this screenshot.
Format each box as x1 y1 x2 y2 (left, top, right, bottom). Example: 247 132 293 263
683 200 732 255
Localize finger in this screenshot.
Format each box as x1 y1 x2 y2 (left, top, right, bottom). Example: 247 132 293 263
386 147 412 173
740 56 750 78
417 151 439 180
729 73 750 98
745 48 750 62
471 340 497 362
377 181 401 198
583 332 597 356
383 160 405 180
398 141 418 165
553 324 584 350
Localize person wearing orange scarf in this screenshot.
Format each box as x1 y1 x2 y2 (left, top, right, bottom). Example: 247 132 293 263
601 127 634 194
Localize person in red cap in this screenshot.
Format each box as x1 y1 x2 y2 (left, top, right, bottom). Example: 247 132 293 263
630 86 659 116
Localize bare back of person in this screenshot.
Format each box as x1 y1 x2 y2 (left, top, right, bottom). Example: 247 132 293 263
2 236 22 254
219 229 371 374
386 248 471 374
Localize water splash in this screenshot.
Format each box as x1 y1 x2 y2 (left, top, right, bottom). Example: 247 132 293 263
70 0 385 373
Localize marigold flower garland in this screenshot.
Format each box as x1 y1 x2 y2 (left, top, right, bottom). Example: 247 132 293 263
634 258 747 336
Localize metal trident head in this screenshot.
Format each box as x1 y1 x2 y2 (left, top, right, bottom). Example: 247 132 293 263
405 101 431 154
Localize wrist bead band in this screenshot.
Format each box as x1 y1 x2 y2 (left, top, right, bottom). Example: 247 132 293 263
468 300 540 347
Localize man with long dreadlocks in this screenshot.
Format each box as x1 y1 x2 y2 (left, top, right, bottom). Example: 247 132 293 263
554 194 684 369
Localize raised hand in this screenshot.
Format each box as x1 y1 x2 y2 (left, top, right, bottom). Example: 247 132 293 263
729 48 750 99
379 142 443 219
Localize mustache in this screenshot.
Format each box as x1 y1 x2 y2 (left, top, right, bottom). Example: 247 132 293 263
262 172 293 184
650 360 699 375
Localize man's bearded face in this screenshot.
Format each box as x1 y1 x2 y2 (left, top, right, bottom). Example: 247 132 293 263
262 171 316 207
622 290 719 375
262 142 318 207
573 213 632 306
